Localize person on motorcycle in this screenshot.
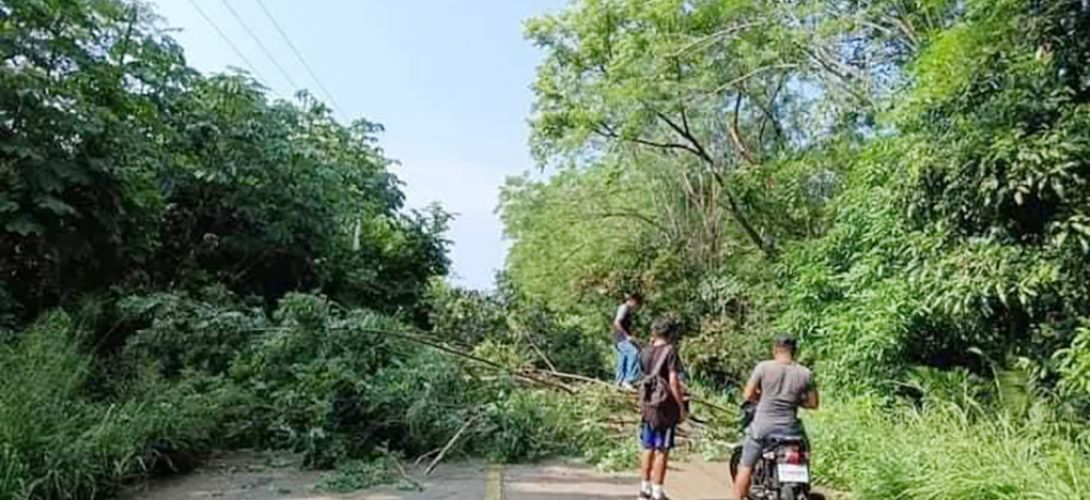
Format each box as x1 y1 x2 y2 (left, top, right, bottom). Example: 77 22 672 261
733 334 819 500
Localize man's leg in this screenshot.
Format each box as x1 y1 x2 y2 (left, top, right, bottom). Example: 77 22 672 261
638 424 654 497
651 449 669 484
620 340 641 385
614 341 624 385
734 434 761 499
639 448 654 496
651 449 670 499
649 426 674 499
733 465 753 499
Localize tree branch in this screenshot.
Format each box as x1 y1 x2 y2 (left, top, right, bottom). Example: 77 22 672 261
757 76 787 146
798 43 876 109
728 93 758 165
723 185 776 258
706 64 798 95
673 21 767 57
594 122 702 157
587 211 669 236
654 111 714 165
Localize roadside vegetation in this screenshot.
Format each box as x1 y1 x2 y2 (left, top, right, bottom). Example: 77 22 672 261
4 0 1090 499
0 0 588 496
505 0 1090 498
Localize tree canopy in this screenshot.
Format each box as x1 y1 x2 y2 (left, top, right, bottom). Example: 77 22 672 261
506 0 1090 398
0 0 449 326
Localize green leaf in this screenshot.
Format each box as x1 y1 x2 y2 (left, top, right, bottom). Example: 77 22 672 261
35 196 77 217
5 216 43 236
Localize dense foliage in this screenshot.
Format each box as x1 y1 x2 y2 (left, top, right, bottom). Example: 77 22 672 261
0 288 629 500
0 5 636 498
0 0 448 327
7 0 1090 498
503 0 1090 497
0 1 479 498
807 398 1090 499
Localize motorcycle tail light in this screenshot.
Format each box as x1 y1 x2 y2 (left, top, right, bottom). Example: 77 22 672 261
783 446 808 464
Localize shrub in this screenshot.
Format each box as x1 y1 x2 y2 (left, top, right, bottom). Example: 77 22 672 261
473 384 627 465
120 287 267 377
0 291 650 498
807 399 1090 499
0 313 230 500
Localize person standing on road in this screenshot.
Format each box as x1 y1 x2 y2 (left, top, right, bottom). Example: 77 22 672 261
637 317 686 500
612 292 644 388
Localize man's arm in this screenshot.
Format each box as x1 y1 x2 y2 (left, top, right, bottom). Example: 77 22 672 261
612 305 635 341
668 368 686 421
801 388 820 409
743 363 762 402
743 379 761 403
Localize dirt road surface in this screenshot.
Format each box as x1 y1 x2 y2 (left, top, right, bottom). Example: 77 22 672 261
122 453 836 500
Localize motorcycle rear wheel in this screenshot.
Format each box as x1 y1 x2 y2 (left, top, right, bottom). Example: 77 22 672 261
779 483 809 500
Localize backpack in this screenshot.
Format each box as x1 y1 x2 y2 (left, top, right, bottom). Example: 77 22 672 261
639 345 680 430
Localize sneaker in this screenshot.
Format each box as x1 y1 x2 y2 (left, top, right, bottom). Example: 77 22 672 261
638 489 652 499
620 381 636 391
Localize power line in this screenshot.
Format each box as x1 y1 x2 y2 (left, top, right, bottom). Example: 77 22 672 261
183 0 267 83
253 0 345 118
219 0 300 92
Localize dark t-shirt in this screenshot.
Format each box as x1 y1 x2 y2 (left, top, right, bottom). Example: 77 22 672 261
640 343 683 413
613 303 635 343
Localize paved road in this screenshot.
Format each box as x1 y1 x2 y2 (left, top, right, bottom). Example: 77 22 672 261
502 460 734 500
123 453 830 500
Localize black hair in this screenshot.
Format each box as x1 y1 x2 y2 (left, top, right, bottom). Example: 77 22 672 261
625 292 644 304
650 316 677 339
774 333 798 354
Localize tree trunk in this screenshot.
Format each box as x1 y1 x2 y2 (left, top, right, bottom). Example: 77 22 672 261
723 186 776 258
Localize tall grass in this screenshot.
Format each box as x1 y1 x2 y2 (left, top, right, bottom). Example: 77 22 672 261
807 398 1090 499
0 313 225 500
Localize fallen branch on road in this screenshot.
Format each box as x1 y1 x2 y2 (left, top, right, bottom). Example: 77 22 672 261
426 411 484 475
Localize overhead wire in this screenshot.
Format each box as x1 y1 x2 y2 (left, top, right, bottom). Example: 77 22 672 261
253 0 346 118
218 0 300 92
183 0 269 83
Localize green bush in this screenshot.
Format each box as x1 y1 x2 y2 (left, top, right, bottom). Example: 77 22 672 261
120 287 267 377
473 384 628 466
427 279 609 377
0 290 635 498
224 293 460 466
0 313 230 500
808 399 1090 499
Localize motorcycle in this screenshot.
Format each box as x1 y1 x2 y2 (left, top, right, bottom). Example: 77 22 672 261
729 402 812 500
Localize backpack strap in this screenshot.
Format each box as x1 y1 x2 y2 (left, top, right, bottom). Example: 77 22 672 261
649 344 673 379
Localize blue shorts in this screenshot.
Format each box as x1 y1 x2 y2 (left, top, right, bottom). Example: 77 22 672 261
640 423 676 450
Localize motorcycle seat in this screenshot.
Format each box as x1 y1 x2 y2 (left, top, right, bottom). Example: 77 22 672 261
764 433 806 445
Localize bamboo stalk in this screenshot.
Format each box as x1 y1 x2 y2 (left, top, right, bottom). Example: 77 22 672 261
426 413 482 475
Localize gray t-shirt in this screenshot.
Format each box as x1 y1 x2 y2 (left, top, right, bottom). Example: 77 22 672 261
748 360 814 438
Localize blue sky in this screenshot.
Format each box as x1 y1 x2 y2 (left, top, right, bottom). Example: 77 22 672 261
151 0 563 290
